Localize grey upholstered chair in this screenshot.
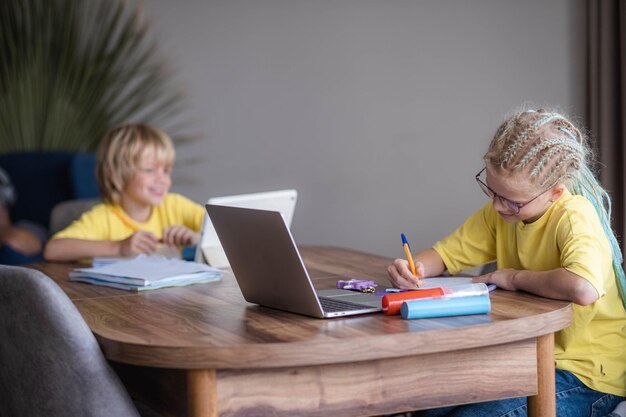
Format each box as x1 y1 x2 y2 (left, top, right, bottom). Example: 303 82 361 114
0 265 142 417
49 198 99 235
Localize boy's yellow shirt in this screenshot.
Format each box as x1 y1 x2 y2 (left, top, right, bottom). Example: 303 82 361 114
51 193 204 241
433 190 626 397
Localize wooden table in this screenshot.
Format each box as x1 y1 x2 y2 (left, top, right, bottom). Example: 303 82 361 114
33 246 572 417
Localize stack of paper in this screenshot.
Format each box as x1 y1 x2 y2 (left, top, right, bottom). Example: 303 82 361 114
70 255 222 291
91 256 134 268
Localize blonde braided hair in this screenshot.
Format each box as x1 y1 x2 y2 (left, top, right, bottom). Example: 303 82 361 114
484 108 626 308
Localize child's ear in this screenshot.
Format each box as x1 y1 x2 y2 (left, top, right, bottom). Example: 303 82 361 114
104 166 123 192
550 184 566 201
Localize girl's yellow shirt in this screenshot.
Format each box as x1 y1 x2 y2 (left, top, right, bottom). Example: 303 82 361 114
52 193 204 241
433 189 626 397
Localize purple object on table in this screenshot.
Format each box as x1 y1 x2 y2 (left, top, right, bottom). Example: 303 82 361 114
336 279 378 291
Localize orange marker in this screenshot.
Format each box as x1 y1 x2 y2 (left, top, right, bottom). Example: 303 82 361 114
382 288 446 315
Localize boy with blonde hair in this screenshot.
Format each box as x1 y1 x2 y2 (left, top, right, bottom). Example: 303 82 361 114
44 124 204 262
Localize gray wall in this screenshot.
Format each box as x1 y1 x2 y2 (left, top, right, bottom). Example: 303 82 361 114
144 0 585 259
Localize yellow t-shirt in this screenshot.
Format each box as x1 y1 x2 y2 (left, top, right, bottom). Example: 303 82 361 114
52 193 205 241
432 190 626 396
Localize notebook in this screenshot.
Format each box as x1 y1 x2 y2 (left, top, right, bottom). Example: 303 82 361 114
195 189 298 268
205 204 382 318
70 255 222 291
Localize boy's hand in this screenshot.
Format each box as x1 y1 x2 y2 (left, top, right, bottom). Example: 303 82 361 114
162 225 200 247
119 231 159 256
387 258 424 289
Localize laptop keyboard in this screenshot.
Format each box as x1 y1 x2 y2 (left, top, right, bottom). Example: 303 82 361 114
319 297 372 312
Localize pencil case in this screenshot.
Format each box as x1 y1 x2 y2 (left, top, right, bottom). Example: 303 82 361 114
400 294 491 320
382 283 490 316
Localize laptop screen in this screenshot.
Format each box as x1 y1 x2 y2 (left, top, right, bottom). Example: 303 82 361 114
195 189 297 267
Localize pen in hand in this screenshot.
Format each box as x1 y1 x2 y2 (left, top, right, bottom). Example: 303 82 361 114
401 233 419 286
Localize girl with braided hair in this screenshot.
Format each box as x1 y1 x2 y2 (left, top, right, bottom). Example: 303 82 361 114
387 108 626 417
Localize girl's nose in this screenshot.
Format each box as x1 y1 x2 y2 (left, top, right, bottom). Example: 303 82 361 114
492 196 511 213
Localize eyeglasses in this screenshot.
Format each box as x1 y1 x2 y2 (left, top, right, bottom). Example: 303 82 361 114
475 167 549 214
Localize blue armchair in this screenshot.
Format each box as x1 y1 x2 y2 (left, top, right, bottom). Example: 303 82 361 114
0 152 99 264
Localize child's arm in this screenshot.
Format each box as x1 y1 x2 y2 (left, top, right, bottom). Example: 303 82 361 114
473 268 599 306
2 227 43 256
387 248 446 288
43 231 159 262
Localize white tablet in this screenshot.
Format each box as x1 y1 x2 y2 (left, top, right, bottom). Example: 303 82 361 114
195 189 298 268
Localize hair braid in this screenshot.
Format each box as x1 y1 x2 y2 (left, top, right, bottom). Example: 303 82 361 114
575 167 626 307
520 138 583 171
501 125 533 166
537 153 581 187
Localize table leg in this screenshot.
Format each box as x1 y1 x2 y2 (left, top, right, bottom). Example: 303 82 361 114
527 333 555 417
187 369 217 417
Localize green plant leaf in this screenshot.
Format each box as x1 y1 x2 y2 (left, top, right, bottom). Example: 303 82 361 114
0 0 194 154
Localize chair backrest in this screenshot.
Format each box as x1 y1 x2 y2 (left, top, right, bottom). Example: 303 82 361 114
49 198 100 235
0 151 99 230
0 265 140 417
0 152 76 227
70 152 99 199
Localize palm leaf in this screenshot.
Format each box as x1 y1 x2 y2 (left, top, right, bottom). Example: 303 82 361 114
0 0 192 154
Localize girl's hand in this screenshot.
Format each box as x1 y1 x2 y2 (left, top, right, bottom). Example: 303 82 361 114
161 225 200 247
387 258 424 289
119 231 159 256
473 268 518 291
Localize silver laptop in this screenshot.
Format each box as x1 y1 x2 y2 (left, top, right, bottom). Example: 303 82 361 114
206 204 382 318
195 189 297 268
